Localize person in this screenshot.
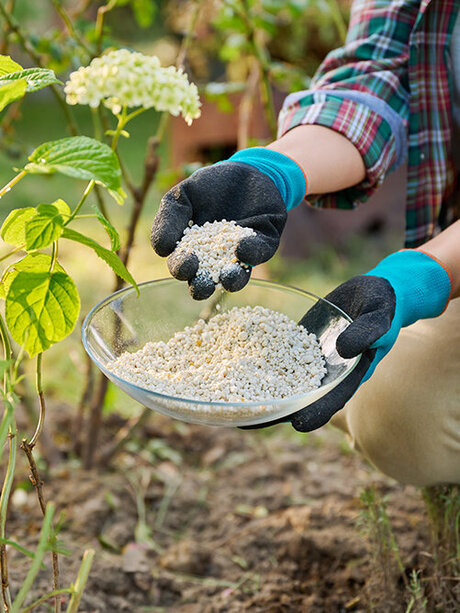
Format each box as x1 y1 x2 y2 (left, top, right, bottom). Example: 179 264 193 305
151 0 460 487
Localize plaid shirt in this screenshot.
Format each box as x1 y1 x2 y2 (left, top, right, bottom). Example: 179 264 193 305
278 0 460 247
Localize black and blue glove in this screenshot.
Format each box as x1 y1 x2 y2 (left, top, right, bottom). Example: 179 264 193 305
244 249 452 432
151 147 307 299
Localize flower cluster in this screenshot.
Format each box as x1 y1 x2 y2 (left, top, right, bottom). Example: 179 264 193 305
64 49 201 125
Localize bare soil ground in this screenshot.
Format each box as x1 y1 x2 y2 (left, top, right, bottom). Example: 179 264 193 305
5 410 458 612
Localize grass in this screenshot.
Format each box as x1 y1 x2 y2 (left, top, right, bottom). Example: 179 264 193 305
358 484 460 612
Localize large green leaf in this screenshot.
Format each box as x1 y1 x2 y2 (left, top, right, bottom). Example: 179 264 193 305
25 136 125 203
93 206 120 251
0 79 27 112
0 253 65 300
0 55 23 76
1 200 70 250
5 270 80 357
62 227 138 293
1 207 35 246
0 68 61 93
24 202 69 250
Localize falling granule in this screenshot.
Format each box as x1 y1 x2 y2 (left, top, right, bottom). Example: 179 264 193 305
108 305 327 404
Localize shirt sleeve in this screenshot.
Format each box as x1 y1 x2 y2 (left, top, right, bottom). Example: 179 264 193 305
278 0 417 209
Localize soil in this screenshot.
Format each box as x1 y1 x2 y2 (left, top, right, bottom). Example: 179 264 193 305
4 409 457 613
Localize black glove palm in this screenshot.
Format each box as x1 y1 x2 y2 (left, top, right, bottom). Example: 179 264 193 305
151 162 287 299
243 275 396 432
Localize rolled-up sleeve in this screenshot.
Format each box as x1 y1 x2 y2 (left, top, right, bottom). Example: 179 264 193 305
278 0 418 209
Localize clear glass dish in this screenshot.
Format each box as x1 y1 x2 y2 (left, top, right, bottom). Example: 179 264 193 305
82 278 360 427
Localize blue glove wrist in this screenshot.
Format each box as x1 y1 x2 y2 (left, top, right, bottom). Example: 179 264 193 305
365 250 452 327
227 147 307 211
360 250 452 383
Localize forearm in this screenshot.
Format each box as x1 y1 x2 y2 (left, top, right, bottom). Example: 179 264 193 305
416 220 460 299
266 125 366 195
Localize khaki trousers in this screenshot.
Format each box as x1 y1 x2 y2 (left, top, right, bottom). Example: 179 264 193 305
331 299 460 487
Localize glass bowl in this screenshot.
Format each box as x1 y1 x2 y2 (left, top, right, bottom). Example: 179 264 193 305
82 278 360 427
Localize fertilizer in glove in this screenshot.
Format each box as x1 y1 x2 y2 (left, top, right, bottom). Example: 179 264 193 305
168 220 256 294
107 306 326 408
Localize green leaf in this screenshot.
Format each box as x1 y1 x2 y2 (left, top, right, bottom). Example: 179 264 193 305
0 68 61 93
93 206 120 251
62 227 138 293
1 207 35 246
0 253 65 300
0 55 23 76
25 136 125 203
5 270 80 357
25 202 68 250
0 79 27 112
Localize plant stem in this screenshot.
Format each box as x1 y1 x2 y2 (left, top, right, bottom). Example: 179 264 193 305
11 504 55 613
21 353 60 612
91 107 102 141
67 180 96 224
65 549 95 613
175 0 203 70
95 0 118 55
0 170 26 199
51 0 93 56
29 354 45 448
0 418 17 613
238 0 277 138
20 439 61 613
110 108 127 151
98 407 150 466
0 245 25 265
21 588 73 613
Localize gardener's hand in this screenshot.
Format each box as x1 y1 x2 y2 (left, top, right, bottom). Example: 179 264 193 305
243 249 452 432
151 148 307 299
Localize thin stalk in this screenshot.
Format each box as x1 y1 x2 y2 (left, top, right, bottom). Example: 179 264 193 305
124 107 146 124
0 245 25 264
29 354 45 448
0 417 17 613
11 503 55 613
238 0 277 138
20 440 61 612
65 549 95 613
0 170 26 199
0 312 12 363
66 180 96 224
21 352 60 612
95 0 118 55
175 0 203 70
110 108 127 151
51 0 93 56
21 588 73 613
49 242 58 273
91 107 102 142
0 0 15 55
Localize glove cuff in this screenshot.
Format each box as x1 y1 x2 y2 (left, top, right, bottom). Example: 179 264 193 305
365 249 452 327
227 147 307 211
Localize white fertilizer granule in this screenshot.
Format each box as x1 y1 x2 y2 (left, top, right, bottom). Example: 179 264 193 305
172 220 256 283
108 305 327 403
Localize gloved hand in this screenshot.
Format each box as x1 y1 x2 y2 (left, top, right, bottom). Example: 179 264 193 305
243 249 452 432
151 147 307 299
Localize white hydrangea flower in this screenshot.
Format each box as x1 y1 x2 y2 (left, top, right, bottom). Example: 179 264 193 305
64 49 201 125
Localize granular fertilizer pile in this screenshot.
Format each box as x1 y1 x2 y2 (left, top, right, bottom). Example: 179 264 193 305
108 305 326 403
171 220 256 284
